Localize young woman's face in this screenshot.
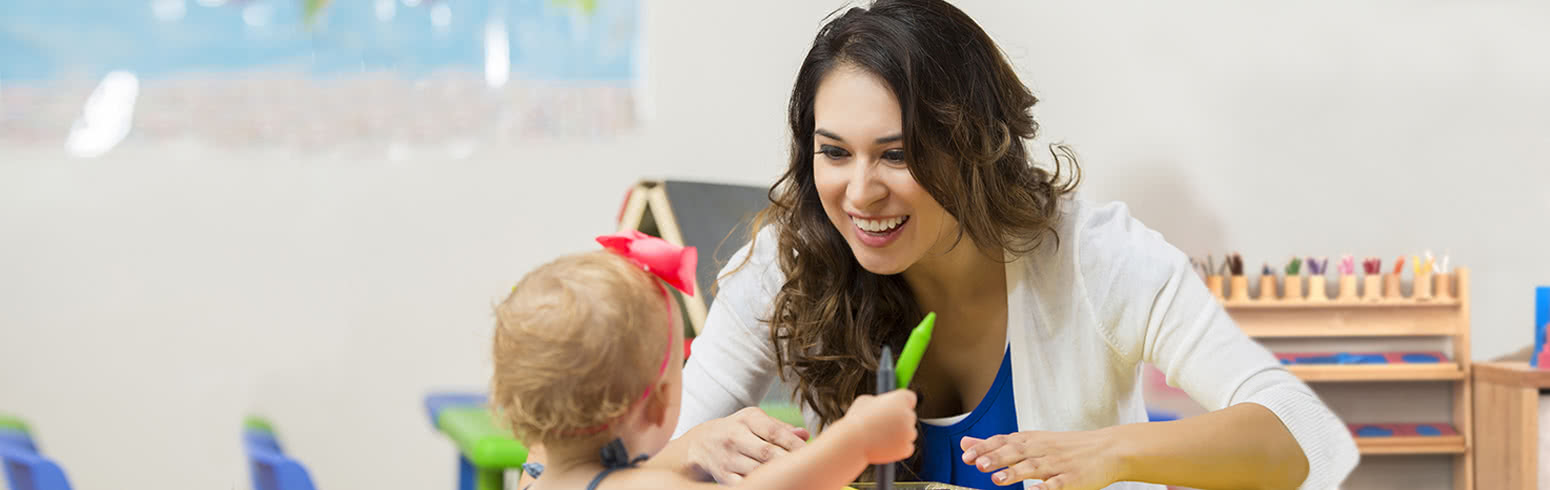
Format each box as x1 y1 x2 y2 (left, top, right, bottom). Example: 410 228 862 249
812 65 957 276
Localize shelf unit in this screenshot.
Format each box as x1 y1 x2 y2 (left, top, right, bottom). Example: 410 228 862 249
1216 268 1473 490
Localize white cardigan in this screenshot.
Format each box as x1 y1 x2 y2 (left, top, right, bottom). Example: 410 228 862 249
675 198 1358 489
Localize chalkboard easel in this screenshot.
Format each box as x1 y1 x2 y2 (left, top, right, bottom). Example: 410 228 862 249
616 179 771 337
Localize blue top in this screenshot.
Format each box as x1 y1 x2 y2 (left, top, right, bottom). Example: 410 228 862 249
917 346 1017 488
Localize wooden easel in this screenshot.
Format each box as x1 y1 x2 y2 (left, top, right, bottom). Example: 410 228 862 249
616 179 770 336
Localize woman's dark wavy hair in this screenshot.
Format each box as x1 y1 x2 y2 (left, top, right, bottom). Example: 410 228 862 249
731 0 1080 476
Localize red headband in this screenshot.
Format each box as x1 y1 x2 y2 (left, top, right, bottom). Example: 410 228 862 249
565 230 696 436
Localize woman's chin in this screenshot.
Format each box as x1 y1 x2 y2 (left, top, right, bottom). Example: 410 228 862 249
851 249 909 276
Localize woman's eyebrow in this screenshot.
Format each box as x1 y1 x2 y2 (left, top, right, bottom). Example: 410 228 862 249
814 129 903 145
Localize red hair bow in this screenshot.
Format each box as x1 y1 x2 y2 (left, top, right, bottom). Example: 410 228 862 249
596 230 698 296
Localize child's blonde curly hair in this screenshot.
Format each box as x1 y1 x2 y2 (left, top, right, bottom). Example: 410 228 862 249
490 250 673 446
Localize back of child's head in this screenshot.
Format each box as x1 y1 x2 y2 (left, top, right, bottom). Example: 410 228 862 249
491 250 672 447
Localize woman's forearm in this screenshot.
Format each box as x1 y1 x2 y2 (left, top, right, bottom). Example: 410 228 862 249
1110 403 1309 490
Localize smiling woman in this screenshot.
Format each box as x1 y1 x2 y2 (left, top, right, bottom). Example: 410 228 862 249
652 1 1360 489
758 0 1080 439
812 65 939 271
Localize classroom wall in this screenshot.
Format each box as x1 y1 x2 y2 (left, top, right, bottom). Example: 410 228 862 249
2 1 1547 490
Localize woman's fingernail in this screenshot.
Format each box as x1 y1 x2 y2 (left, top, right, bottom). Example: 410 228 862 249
994 471 1007 483
962 450 976 462
976 457 989 470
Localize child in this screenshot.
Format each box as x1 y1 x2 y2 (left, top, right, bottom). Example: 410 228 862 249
491 230 918 490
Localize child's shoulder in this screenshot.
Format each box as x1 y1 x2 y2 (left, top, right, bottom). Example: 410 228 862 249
595 466 720 490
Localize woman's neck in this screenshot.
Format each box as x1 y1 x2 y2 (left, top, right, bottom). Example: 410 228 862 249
901 235 1005 315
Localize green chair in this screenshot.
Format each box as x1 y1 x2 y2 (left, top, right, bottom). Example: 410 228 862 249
425 394 529 490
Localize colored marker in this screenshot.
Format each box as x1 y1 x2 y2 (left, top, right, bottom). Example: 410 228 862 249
895 312 935 390
876 345 896 490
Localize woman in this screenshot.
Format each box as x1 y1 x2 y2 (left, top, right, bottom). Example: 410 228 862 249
654 1 1358 489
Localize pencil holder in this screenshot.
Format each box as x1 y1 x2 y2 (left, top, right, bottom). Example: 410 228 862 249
1258 275 1277 302
1282 275 1304 302
1383 273 1403 301
1337 275 1359 302
1307 275 1329 302
1229 275 1251 303
1362 275 1382 303
1414 270 1433 300
1207 275 1225 299
1433 273 1453 300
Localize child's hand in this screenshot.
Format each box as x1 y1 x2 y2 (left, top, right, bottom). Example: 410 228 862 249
838 389 918 464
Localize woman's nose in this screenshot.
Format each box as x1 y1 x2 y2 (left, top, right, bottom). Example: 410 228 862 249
845 159 887 210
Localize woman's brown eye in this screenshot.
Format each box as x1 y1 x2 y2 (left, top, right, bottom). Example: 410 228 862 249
882 149 906 162
818 145 850 160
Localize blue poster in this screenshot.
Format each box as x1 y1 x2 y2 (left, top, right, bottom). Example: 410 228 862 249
0 0 644 156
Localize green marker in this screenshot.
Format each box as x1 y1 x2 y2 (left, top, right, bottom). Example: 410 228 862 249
895 312 935 389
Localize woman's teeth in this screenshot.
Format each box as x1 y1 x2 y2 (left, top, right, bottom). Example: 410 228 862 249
853 216 907 233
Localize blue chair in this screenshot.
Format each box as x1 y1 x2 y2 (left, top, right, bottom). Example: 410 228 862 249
0 415 34 454
423 393 488 428
0 428 35 454
242 418 318 490
1 445 73 490
244 428 283 456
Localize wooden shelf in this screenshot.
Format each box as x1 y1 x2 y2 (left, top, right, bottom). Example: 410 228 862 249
1231 307 1465 338
1357 434 1467 455
1224 299 1461 310
1289 363 1465 382
1240 322 1460 338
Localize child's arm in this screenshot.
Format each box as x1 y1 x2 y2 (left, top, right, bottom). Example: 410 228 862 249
609 390 916 490
605 434 880 490
732 390 918 490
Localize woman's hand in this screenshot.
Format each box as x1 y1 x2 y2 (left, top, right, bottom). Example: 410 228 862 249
680 406 811 484
833 390 918 463
960 429 1124 489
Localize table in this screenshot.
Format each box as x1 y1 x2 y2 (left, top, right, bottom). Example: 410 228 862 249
1472 361 1550 490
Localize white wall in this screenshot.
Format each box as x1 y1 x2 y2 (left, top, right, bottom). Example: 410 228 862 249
2 1 1547 489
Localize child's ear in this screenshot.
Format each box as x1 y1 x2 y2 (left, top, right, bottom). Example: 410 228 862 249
644 380 671 427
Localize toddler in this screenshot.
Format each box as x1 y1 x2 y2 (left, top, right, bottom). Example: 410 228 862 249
491 230 918 490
